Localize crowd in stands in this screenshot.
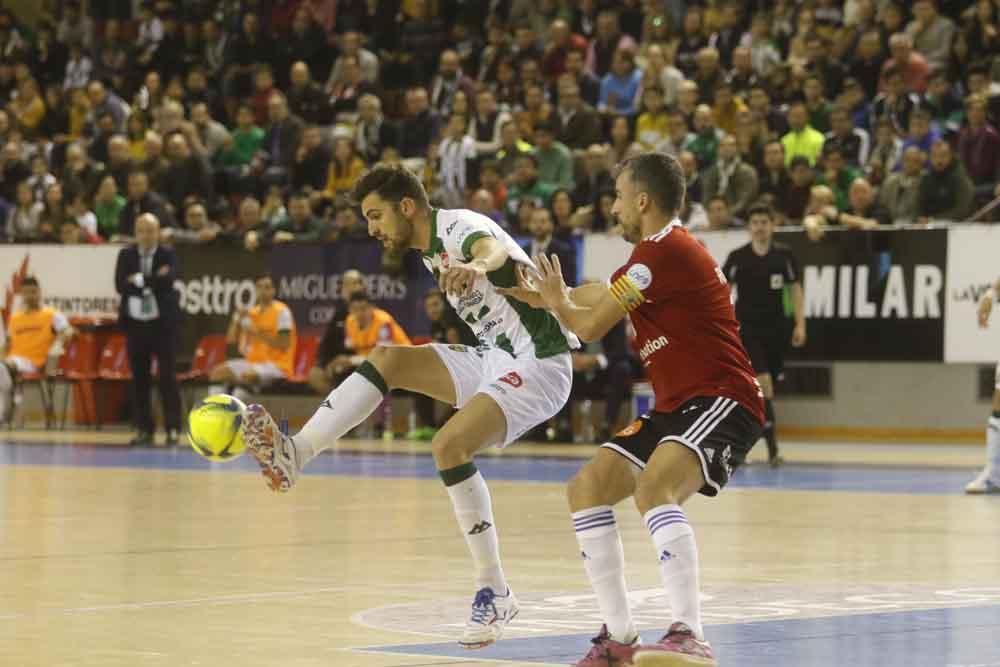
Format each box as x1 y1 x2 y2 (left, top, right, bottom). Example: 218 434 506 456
0 0 998 250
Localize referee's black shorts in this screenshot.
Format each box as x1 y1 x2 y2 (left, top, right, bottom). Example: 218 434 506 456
740 326 790 380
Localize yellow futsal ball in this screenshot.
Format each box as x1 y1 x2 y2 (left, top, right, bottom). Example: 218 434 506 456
187 394 248 462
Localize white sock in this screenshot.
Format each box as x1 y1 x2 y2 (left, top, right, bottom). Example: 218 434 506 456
987 415 1000 483
443 466 507 593
573 506 637 643
644 504 704 640
295 362 387 464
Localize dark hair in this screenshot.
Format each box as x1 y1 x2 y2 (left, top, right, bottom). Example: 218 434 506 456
789 155 812 170
349 290 370 304
883 64 903 80
255 272 274 283
424 288 445 301
746 202 774 220
350 163 429 209
613 152 686 217
21 276 39 288
534 118 556 135
707 194 729 207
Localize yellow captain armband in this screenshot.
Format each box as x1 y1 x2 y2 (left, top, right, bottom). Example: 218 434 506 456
610 274 646 312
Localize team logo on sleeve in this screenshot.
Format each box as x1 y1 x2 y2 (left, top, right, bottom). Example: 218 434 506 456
626 264 653 290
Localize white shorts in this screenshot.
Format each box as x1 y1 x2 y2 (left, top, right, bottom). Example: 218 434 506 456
5 355 39 375
430 343 572 448
223 359 287 385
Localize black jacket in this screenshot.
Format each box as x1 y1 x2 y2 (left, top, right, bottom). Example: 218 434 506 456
521 236 578 287
119 192 176 237
114 244 181 329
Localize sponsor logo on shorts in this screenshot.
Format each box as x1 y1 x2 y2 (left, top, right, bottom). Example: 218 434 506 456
498 371 523 388
617 419 644 437
468 521 492 535
639 335 669 361
447 345 468 352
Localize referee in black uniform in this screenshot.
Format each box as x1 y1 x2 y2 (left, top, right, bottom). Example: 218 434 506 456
722 203 806 466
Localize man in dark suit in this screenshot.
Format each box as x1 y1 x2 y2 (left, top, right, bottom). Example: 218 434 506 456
258 91 304 189
554 80 604 150
114 213 183 446
521 207 577 287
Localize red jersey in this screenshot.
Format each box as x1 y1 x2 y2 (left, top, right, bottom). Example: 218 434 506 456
609 221 765 424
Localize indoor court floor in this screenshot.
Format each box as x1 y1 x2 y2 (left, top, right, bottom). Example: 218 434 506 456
0 433 998 667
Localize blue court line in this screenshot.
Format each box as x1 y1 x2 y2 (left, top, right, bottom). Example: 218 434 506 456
0 441 987 495
363 604 1000 666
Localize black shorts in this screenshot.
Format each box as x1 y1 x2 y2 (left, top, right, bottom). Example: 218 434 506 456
601 396 763 497
740 329 789 379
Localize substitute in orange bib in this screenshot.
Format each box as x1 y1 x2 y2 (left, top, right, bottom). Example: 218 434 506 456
343 290 411 367
210 273 297 389
1 276 75 422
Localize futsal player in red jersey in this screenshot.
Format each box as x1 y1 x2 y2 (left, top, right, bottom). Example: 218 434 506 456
501 152 764 666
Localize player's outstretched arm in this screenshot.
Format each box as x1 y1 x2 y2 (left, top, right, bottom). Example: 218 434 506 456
502 254 626 343
440 236 509 297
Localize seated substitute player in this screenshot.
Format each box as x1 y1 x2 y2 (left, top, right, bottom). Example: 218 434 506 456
308 269 367 395
344 290 412 359
499 152 764 667
209 273 297 390
721 203 806 467
240 164 579 648
967 275 1000 494
0 276 75 421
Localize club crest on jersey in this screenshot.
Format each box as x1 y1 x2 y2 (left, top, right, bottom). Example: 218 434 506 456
626 263 653 290
639 335 669 361
498 371 523 388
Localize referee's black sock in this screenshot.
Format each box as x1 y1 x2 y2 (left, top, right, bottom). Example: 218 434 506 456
763 399 778 459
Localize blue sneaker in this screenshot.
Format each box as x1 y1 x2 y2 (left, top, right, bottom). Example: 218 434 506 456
458 586 519 649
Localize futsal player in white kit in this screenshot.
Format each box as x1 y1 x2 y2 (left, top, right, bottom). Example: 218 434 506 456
966 275 1000 494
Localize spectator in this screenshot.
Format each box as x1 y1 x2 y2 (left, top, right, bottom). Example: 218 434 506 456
782 101 826 167
33 182 65 242
703 195 743 230
571 143 613 209
354 94 397 165
958 93 1000 198
119 170 174 238
210 273 297 391
429 49 475 115
867 116 905 181
706 131 760 218
818 144 862 211
318 135 360 197
554 79 603 150
758 141 793 211
399 87 439 159
655 108 693 157
825 106 872 167
126 114 149 163
66 191 98 238
61 143 99 200
564 47 600 107
727 46 758 99
782 156 816 222
906 0 956 71
57 1 94 52
134 3 164 69
851 30 886 99
598 48 642 116
606 114 643 169
709 1 742 68
522 207 577 287
925 70 964 132
533 120 574 191
436 113 477 208
712 80 747 136
742 14 781 78
86 80 129 134
93 21 129 91
328 55 376 119
806 34 848 99
282 11 328 85
506 153 555 223
494 119 532 178
0 276 73 422
260 91 305 186
676 79 700 126
224 12 274 104
27 154 56 203
587 9 637 77
217 104 264 173
836 178 891 229
93 173 125 239
309 269 367 395
8 78 45 140
686 104 723 168
161 201 220 245
917 139 974 223
679 149 703 204
879 146 925 223
469 188 504 224
328 31 379 85
676 6 709 75
693 47 726 104
114 213 182 446
63 41 92 91
231 197 265 248
642 42 684 105
190 103 230 160
344 290 411 361
163 133 213 215
286 125 329 193
748 84 788 138
270 191 324 243
633 85 668 151
5 180 40 241
30 21 67 88
281 62 328 127
803 75 833 134
467 88 510 157
881 33 929 94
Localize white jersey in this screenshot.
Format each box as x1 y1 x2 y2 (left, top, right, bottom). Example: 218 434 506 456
421 208 579 359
